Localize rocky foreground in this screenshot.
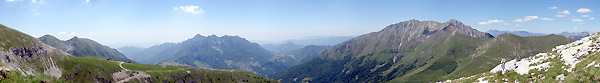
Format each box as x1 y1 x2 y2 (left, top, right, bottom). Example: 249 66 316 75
443 32 600 83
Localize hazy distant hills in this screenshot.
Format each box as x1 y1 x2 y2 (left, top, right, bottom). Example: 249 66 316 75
257 36 352 55
116 46 142 57
487 30 546 37
282 36 354 46
487 30 590 40
119 34 290 76
255 36 353 46
261 42 305 54
271 19 574 83
269 45 330 66
558 31 591 40
38 35 129 61
0 24 276 82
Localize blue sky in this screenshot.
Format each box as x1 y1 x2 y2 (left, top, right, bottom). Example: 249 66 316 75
1 0 598 48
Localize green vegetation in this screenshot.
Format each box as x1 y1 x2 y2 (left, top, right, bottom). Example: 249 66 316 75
0 70 58 83
0 24 36 51
122 63 190 71
146 68 277 83
56 56 122 82
446 33 600 82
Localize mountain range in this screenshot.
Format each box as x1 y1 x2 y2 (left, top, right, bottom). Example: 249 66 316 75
2 19 589 82
119 34 290 76
0 24 276 82
38 35 130 61
271 19 575 83
487 30 590 40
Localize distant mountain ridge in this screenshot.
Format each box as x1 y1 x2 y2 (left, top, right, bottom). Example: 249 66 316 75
261 42 305 54
487 30 546 37
269 45 330 66
282 36 354 46
38 35 129 61
272 19 574 83
121 34 288 76
487 30 590 40
254 36 353 47
558 31 590 40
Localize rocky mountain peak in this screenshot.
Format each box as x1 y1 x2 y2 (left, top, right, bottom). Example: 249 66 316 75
379 19 492 40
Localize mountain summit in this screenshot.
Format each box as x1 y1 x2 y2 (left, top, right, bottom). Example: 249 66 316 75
378 19 493 39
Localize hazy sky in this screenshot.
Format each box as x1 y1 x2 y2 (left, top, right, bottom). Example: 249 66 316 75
1 0 598 48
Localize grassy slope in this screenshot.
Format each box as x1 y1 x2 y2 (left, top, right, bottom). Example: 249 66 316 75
451 49 600 82
447 34 573 78
0 24 35 51
1 56 277 82
389 34 574 82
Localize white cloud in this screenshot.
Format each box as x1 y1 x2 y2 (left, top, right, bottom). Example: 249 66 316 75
555 15 567 17
541 17 554 21
574 27 578 30
59 32 67 35
5 0 18 2
70 32 76 35
86 0 89 3
515 24 522 27
571 19 584 22
513 16 539 22
503 23 510 26
173 7 178 10
577 8 592 13
548 6 558 9
590 17 595 20
31 0 35 3
175 5 204 14
477 20 504 25
582 15 591 17
558 10 571 14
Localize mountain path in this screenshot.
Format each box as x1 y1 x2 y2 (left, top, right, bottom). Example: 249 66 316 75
119 62 128 71
114 62 149 83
